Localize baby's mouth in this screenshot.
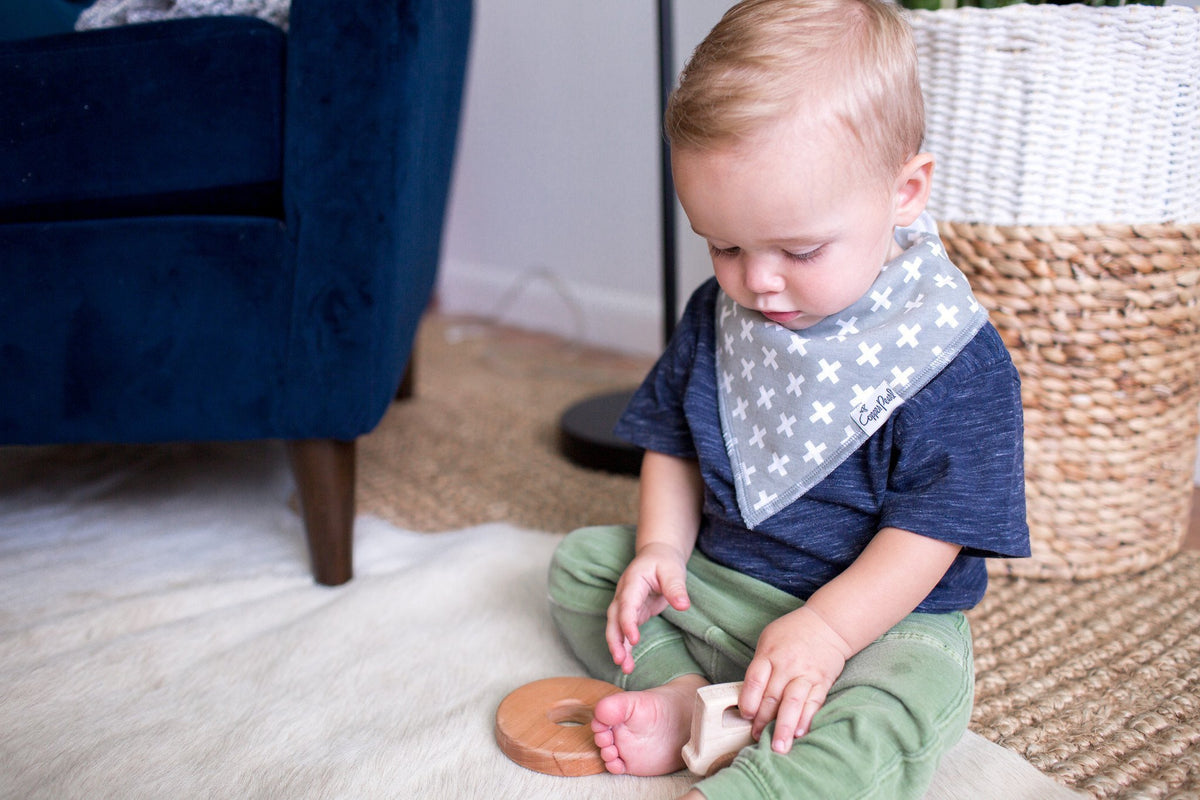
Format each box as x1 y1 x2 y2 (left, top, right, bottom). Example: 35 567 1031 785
760 310 802 326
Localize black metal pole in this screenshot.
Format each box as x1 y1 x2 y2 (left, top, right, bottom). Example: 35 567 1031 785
657 0 678 344
558 1 679 474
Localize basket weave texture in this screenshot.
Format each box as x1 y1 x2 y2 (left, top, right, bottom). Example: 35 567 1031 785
910 4 1200 579
941 221 1200 580
911 5 1200 227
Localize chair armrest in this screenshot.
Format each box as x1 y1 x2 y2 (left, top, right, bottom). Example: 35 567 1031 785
280 0 472 435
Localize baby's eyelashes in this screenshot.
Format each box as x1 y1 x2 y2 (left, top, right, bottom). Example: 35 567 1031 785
708 244 741 259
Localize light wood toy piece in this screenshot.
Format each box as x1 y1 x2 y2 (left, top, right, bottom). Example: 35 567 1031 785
681 681 754 776
494 676 621 776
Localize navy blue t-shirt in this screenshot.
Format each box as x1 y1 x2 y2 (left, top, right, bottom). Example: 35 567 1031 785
614 278 1030 613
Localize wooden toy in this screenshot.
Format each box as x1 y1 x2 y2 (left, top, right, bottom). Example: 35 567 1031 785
494 676 621 776
681 681 755 776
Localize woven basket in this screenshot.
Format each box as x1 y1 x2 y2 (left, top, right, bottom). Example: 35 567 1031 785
941 221 1200 579
910 5 1200 227
909 4 1200 579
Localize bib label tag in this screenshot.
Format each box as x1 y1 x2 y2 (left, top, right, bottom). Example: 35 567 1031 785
853 381 903 438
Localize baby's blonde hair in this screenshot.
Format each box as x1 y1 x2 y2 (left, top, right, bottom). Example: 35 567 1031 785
665 0 925 179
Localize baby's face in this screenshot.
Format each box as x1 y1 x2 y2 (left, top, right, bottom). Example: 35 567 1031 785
672 118 909 331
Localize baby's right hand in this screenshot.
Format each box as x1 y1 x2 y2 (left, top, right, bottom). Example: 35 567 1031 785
605 542 692 674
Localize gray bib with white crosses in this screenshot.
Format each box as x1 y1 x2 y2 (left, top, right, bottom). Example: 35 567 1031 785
715 219 988 529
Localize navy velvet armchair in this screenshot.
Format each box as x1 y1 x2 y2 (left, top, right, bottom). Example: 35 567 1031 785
0 0 472 584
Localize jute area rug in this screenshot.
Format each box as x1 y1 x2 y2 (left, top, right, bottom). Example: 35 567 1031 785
360 313 1200 800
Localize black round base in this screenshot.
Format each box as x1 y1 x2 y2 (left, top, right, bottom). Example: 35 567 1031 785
559 389 644 475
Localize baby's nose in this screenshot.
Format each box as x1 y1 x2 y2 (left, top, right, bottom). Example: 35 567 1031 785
743 258 785 295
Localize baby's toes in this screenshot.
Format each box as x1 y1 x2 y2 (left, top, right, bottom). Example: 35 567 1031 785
591 724 615 749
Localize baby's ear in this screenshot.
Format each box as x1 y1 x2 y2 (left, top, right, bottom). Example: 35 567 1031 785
893 153 934 227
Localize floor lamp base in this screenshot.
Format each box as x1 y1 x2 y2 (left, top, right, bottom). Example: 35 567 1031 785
559 389 643 475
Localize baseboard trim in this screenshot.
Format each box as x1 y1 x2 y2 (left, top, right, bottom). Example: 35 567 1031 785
436 259 664 356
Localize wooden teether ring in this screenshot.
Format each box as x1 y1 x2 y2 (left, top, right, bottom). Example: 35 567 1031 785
494 676 621 776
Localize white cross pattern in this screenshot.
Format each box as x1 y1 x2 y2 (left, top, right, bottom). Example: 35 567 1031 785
902 257 923 283
721 371 734 393
732 396 749 420
768 452 790 476
802 440 826 464
816 358 842 384
896 323 921 348
749 424 767 448
850 383 876 409
757 385 776 410
935 303 959 329
740 318 755 341
857 341 881 367
835 317 860 338
753 489 779 511
761 346 779 370
870 287 893 311
741 358 755 381
776 412 797 437
787 335 809 356
786 372 805 397
810 400 835 425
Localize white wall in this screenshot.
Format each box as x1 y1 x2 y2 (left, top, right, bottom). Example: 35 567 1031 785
437 1 731 356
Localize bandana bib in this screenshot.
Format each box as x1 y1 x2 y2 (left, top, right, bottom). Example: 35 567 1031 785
715 219 988 528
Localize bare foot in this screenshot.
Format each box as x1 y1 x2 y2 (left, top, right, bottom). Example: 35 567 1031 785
590 674 708 776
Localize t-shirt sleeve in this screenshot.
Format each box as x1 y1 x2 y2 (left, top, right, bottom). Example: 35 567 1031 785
612 281 715 460
879 326 1031 560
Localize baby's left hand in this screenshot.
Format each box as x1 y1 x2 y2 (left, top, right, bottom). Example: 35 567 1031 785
739 605 854 753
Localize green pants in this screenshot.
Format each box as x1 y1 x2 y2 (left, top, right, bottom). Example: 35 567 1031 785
548 525 974 800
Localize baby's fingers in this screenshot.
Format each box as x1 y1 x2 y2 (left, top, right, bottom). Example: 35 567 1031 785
771 692 806 753
604 603 635 670
770 682 811 752
616 596 648 652
797 686 827 739
738 660 770 721
657 563 691 612
771 682 828 753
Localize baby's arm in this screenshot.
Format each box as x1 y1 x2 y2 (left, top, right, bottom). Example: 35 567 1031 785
739 526 961 752
605 450 705 674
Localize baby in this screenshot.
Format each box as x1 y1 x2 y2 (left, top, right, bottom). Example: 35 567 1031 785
548 1 1030 798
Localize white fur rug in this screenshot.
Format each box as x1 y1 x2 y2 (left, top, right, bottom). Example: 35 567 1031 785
0 443 1082 799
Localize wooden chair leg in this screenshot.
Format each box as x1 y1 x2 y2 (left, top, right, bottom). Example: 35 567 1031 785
395 355 416 401
287 438 356 586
